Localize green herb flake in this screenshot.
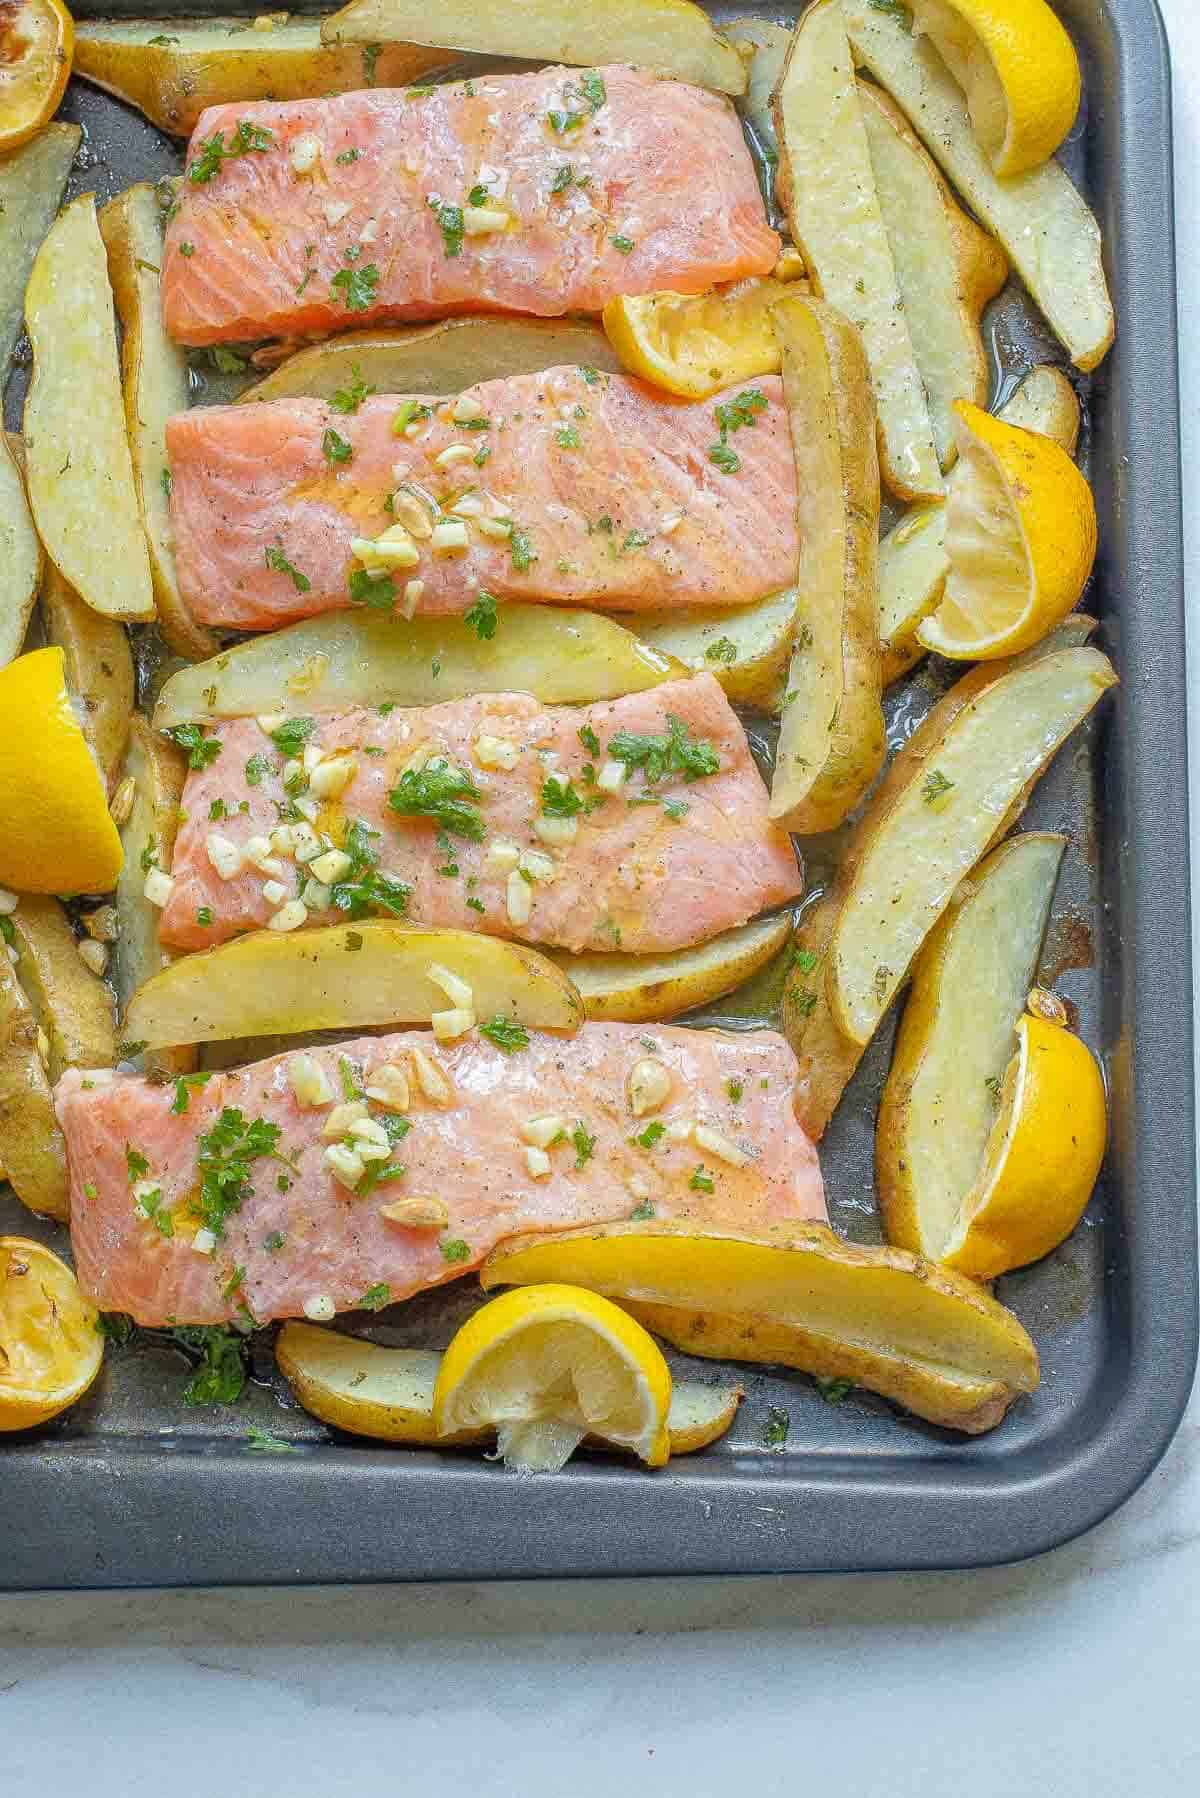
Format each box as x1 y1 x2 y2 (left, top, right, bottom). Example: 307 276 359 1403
265 544 311 593
331 365 374 414
171 1071 213 1115
708 442 740 473
388 760 485 841
727 1080 744 1103
764 1405 790 1447
362 43 382 85
630 1199 656 1221
269 716 316 758
792 948 819 974
464 589 499 640
480 1016 530 1054
663 799 689 821
348 566 398 610
440 1237 471 1264
322 427 354 465
571 1122 596 1169
187 118 274 185
332 259 380 311
244 752 273 787
611 234 635 254
358 1282 392 1311
264 1231 285 1253
578 723 601 756
175 1325 249 1407
326 818 410 920
245 1427 300 1453
166 723 222 770
634 1121 666 1151
815 1375 855 1405
705 636 738 665
689 1166 715 1193
509 526 536 573
922 768 955 804
541 774 585 819
192 1109 281 1242
607 714 720 786
336 148 360 165
428 197 464 258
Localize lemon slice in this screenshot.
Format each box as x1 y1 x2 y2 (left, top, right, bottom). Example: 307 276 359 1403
941 994 1107 1281
602 280 789 400
0 1237 103 1430
916 399 1096 661
911 0 1081 177
0 646 124 895
433 1284 672 1472
0 0 74 155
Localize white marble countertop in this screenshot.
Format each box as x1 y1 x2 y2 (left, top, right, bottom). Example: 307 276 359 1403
4 5 1200 1791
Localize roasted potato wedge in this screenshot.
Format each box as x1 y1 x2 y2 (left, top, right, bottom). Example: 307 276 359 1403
773 0 942 501
859 80 1007 470
0 953 70 1221
74 16 447 137
735 15 792 165
41 562 135 789
830 646 1114 1047
786 624 1106 1137
23 195 155 624
100 183 218 663
4 897 116 1085
842 0 1114 372
628 589 798 711
0 432 41 671
153 606 682 729
322 0 748 94
876 832 1064 1261
241 317 623 406
276 1321 742 1454
481 1222 1040 1434
125 922 585 1051
111 717 195 1076
0 116 78 375
769 296 884 833
549 913 793 1024
879 366 1084 686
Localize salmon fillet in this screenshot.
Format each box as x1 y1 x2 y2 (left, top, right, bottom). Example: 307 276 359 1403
161 67 780 345
59 1025 826 1325
166 370 798 629
158 676 801 954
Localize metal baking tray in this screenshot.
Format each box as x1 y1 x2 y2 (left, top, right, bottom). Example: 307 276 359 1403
1 0 1194 1587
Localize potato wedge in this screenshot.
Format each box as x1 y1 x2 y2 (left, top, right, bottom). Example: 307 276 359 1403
548 912 793 1024
830 647 1115 1048
74 17 447 138
0 432 41 671
0 953 69 1221
877 833 1064 1260
40 562 135 789
153 606 682 730
321 0 748 95
276 1321 742 1454
628 589 797 711
769 296 884 832
786 621 1102 1136
773 1 942 501
879 366 1084 686
4 898 116 1086
0 121 78 377
842 0 1114 372
480 1222 1040 1434
735 16 792 165
23 195 155 624
100 184 218 664
125 921 584 1051
859 80 1007 470
240 318 623 407
111 717 192 1058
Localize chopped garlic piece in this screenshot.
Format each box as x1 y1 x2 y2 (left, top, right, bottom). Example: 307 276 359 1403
142 868 174 908
192 1228 217 1256
261 878 289 907
323 199 351 226
303 743 322 773
597 760 627 794
428 962 474 1009
309 755 357 800
269 824 296 856
257 713 286 736
693 1123 752 1168
350 528 420 571
381 1196 449 1229
449 492 484 518
463 205 508 235
289 1054 335 1107
483 838 521 875
365 1061 410 1111
431 519 470 554
432 1006 476 1042
659 512 683 535
243 834 281 873
627 1172 653 1202
303 1292 338 1320
268 899 308 932
627 1058 672 1118
665 1118 694 1143
294 797 320 822
506 869 532 926
322 1101 368 1139
534 814 577 847
290 822 321 863
520 1115 565 1149
412 1045 454 1105
518 850 555 884
310 847 352 885
452 393 485 423
390 490 434 538
349 1114 391 1149
301 878 332 910
474 734 519 772
524 1146 552 1179
290 133 321 174
474 514 513 540
433 444 475 470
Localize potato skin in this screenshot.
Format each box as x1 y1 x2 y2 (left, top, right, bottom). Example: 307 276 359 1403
0 957 70 1221
41 561 134 788
5 897 116 1085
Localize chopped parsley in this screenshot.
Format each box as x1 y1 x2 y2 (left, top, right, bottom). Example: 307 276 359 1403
331 258 380 311
328 818 410 919
177 241 194 257
115 1040 147 1061
174 1325 248 1407
688 1166 715 1193
791 989 818 1019
388 761 485 841
464 589 499 640
578 723 600 756
581 71 607 110
663 799 689 821
265 544 311 592
572 1122 596 1169
362 42 382 84
358 1283 392 1311
922 768 955 804
630 1200 656 1221
551 164 577 194
792 948 819 974
160 465 172 497
815 1375 855 1405
192 1108 281 1242
165 723 222 770
171 1071 213 1115
125 1144 149 1182
473 441 492 467
867 0 913 24
348 567 398 609
579 365 601 386
140 835 158 873
634 1121 665 1151
264 1231 285 1253
96 1311 134 1344
708 442 740 474
480 1016 530 1054
707 386 768 474
611 234 635 254
555 423 581 449
440 1237 470 1264
245 1428 300 1453
331 365 374 413
338 1056 364 1102
607 715 720 786
428 197 464 258
391 397 431 435
187 119 274 184
705 636 738 664
541 774 585 818
764 1405 790 1447
727 1080 744 1103
510 527 536 573
336 148 360 165
244 752 273 787
322 427 353 465
268 716 316 758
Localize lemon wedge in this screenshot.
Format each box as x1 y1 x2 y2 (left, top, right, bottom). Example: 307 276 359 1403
0 646 123 895
916 399 1096 661
940 993 1107 1281
0 0 74 155
432 1284 672 1472
911 0 1081 177
0 1236 103 1430
602 280 790 400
